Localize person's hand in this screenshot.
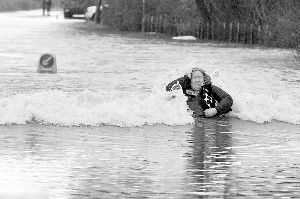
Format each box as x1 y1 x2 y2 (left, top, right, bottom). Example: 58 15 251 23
170 81 182 91
204 108 218 117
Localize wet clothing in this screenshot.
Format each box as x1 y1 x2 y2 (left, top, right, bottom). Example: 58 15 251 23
166 75 233 117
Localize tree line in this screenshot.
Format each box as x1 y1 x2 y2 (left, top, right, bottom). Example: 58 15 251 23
194 0 300 48
1 0 299 49
101 0 300 48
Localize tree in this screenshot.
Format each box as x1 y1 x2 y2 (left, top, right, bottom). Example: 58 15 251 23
95 0 102 24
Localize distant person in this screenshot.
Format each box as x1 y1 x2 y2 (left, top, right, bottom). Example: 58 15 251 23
42 0 46 16
166 67 233 117
45 0 52 16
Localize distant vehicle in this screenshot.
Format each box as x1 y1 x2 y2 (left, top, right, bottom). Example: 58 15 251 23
85 4 109 21
62 0 96 18
85 6 96 20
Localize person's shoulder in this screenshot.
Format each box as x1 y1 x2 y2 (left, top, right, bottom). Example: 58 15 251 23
211 84 223 90
210 84 226 95
203 84 213 90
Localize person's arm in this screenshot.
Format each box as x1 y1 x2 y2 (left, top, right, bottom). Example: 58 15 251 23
211 85 233 114
166 75 190 91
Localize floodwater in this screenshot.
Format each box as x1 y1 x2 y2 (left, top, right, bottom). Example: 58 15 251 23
0 10 299 199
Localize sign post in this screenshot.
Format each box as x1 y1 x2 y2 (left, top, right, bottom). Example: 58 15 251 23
37 53 57 74
142 0 145 33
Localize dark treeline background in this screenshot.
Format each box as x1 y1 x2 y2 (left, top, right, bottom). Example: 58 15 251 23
102 0 300 48
0 0 299 48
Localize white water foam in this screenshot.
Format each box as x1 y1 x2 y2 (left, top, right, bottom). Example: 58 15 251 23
0 90 193 127
1 63 299 126
0 80 299 126
162 67 300 125
230 91 300 124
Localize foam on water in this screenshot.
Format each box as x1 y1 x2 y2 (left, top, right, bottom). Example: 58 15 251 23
0 79 299 126
0 89 193 127
1 65 299 126
230 91 300 124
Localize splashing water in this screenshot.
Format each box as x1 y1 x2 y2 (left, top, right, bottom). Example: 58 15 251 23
0 89 193 126
1 68 299 126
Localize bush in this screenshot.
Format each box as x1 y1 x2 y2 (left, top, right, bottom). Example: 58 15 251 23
102 0 199 32
102 0 300 49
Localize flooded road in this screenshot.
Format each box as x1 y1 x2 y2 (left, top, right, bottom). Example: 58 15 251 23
0 10 300 198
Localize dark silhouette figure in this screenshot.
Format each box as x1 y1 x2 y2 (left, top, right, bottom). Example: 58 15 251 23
43 0 52 16
42 0 46 16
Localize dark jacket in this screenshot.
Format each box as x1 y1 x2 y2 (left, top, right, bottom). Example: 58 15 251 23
46 0 51 9
166 75 233 117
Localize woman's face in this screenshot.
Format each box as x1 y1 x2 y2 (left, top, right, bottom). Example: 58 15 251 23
191 71 204 91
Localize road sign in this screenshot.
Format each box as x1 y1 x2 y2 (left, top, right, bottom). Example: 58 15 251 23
37 53 57 74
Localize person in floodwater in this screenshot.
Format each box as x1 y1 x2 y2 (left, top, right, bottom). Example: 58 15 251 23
45 0 52 16
42 0 46 16
166 68 233 118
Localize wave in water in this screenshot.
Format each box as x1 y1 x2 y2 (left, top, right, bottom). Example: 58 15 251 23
230 91 300 124
0 90 193 127
0 88 299 126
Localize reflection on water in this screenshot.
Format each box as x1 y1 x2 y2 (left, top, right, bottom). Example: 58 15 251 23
226 120 300 198
0 120 234 199
184 118 233 198
1 119 300 198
